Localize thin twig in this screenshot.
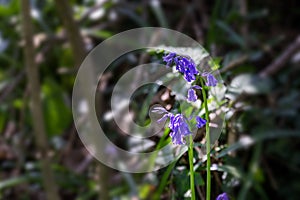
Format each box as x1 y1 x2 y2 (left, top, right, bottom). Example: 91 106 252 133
213 171 222 188
259 35 300 77
262 158 279 190
0 71 25 104
220 55 249 73
239 0 248 42
190 9 204 44
196 185 205 200
79 1 108 23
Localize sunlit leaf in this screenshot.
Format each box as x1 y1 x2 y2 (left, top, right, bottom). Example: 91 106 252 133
229 73 273 94
42 78 72 136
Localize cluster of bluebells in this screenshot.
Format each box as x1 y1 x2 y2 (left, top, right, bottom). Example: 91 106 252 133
159 52 218 145
163 52 199 82
163 52 218 86
163 52 218 103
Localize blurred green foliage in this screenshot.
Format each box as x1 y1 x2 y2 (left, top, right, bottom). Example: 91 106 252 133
0 0 300 199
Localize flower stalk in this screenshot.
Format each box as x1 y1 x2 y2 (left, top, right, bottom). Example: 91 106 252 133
188 135 196 200
200 78 211 200
161 52 218 200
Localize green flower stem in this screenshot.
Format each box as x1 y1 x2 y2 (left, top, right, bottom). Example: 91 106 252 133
200 78 211 200
188 135 196 200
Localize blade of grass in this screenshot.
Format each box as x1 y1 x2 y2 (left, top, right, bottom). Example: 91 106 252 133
153 161 177 199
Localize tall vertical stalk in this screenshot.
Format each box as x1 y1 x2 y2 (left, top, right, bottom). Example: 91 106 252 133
200 78 211 200
53 1 109 199
21 0 60 199
188 135 196 200
53 0 86 69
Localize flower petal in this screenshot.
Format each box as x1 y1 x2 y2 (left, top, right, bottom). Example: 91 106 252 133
168 114 192 145
163 52 176 67
216 192 229 200
192 85 202 90
196 116 207 128
206 74 218 87
187 88 197 102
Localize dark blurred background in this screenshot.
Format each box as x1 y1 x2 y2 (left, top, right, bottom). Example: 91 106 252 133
0 0 300 199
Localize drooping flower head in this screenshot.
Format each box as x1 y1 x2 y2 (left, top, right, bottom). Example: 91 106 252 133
207 74 218 86
187 85 202 102
162 52 199 82
176 57 199 82
216 192 229 200
158 113 192 145
168 114 192 145
157 112 208 145
162 52 176 67
196 116 206 128
163 52 218 86
187 88 197 102
202 72 218 87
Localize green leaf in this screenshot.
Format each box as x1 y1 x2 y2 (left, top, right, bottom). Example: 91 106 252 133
84 29 113 39
0 173 39 190
194 173 205 186
138 184 153 199
0 106 7 133
154 161 176 199
174 169 190 197
0 0 19 17
13 99 23 109
229 73 273 94
42 78 72 136
208 57 222 71
217 165 244 179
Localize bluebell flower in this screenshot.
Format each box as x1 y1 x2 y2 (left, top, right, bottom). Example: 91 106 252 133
158 113 192 145
176 57 199 82
162 52 199 82
157 113 172 123
187 88 197 102
174 56 185 73
169 114 192 145
216 192 229 200
196 116 206 128
203 73 218 87
187 85 202 101
162 52 176 67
